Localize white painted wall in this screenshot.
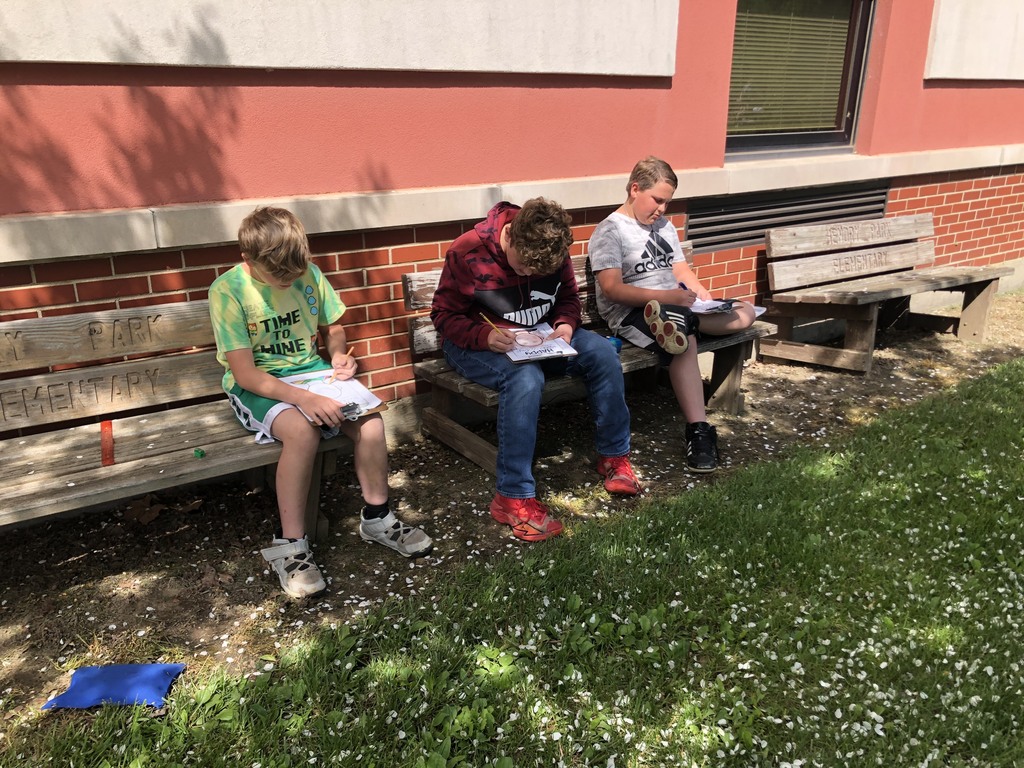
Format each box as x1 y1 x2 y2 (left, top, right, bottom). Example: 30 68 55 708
0 0 679 77
926 0 1024 80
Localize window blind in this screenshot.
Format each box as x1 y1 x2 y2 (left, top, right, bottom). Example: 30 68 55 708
728 1 854 135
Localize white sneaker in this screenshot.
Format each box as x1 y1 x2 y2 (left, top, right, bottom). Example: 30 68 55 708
359 511 433 557
260 537 327 598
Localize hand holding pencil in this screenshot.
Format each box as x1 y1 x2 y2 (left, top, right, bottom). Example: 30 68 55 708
481 313 516 354
329 346 357 383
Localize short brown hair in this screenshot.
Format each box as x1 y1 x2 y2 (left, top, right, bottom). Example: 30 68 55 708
238 206 310 281
627 156 678 194
507 197 573 276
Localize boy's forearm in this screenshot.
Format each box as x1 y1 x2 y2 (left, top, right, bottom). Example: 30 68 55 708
323 323 349 361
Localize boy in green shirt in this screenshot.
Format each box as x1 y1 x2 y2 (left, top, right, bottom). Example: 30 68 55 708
209 207 431 598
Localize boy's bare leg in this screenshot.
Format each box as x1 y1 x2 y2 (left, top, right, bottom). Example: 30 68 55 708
338 412 389 506
696 301 756 335
270 408 322 539
668 343 707 423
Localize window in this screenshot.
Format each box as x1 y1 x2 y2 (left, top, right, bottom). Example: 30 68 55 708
727 0 873 150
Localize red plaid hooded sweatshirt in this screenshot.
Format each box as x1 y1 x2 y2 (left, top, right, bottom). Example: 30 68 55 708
430 202 581 350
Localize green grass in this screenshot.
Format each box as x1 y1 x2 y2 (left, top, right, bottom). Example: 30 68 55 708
5 358 1024 767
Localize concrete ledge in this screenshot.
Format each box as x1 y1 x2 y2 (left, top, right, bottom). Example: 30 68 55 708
153 185 502 250
0 209 157 265
2 144 1024 264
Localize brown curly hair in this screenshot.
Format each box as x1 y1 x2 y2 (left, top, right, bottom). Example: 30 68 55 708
507 197 574 276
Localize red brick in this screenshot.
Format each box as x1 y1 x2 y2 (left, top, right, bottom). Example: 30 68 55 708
572 224 597 242
76 276 150 302
362 266 405 286
309 232 364 254
415 222 465 243
310 254 338 273
0 264 33 288
339 285 390 305
113 251 183 275
369 366 412 388
34 259 112 283
392 243 440 264
393 380 418 399
120 295 187 309
0 284 77 310
369 334 406 354
697 263 727 279
710 273 740 289
151 268 217 293
0 309 37 322
345 319 393 340
689 253 714 269
187 288 210 301
184 244 239 267
726 258 756 274
364 228 415 249
364 352 396 370
366 299 405 321
327 270 367 290
341 249 390 268
341 305 369 324
41 302 116 317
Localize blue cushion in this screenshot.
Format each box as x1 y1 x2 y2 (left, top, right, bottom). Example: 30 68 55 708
42 663 186 710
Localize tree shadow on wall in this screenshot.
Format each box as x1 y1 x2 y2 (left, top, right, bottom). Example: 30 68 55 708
0 11 240 253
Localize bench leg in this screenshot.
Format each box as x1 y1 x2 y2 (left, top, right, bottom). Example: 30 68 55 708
422 406 498 475
957 279 1000 342
843 305 879 375
705 341 752 415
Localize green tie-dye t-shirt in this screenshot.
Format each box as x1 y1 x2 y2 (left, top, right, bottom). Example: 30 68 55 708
208 263 345 392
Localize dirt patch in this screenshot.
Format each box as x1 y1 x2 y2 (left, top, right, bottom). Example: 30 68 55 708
2 293 1023 725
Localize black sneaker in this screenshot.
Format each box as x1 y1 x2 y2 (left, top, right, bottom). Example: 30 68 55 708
685 422 719 473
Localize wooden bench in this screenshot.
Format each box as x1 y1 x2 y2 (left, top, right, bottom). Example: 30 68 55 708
0 301 350 539
760 213 1013 374
401 251 776 474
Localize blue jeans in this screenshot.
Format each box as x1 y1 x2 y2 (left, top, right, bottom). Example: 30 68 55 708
443 327 631 498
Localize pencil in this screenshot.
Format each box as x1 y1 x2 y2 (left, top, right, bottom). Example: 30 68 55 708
329 347 356 383
480 313 512 338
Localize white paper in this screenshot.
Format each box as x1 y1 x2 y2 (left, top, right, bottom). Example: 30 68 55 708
504 322 579 363
280 371 384 421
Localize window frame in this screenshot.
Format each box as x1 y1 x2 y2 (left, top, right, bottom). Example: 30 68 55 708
726 0 875 152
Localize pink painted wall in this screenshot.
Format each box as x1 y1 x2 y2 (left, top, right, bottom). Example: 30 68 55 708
857 0 1024 154
4 0 1023 219
0 2 734 218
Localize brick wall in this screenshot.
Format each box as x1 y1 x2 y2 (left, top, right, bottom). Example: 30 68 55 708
888 166 1024 268
2 165 1022 404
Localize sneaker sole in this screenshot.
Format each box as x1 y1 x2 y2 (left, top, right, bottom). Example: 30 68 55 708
685 462 718 474
644 300 689 355
359 530 433 558
280 578 327 599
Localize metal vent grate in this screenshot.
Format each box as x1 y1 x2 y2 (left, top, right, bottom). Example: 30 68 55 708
685 181 889 252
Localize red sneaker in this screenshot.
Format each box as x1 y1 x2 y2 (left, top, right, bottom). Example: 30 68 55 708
597 455 642 496
489 494 564 542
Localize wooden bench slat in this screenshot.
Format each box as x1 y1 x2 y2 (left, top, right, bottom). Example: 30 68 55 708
1 301 213 373
1 401 350 527
768 240 935 292
772 264 1014 305
0 350 224 431
765 213 934 259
